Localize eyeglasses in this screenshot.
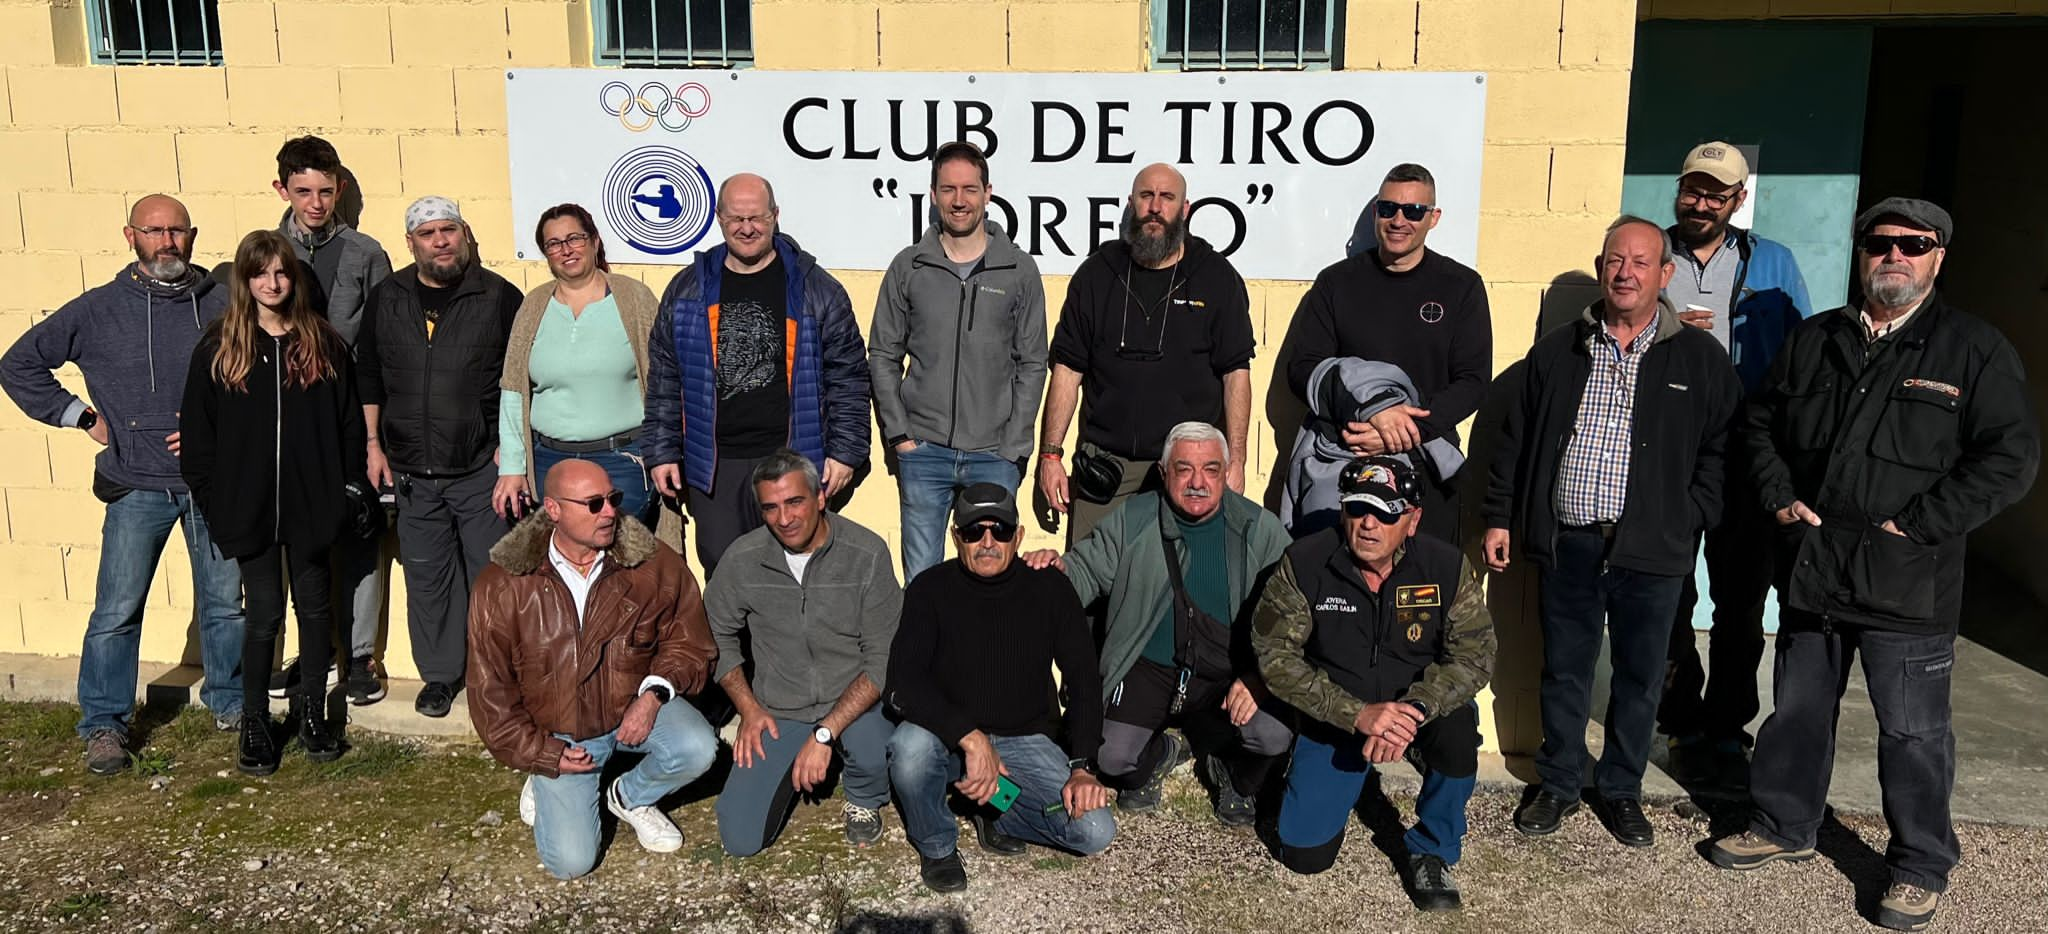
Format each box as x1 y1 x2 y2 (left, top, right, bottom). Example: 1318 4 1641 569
954 521 1020 544
1676 187 1739 211
560 490 624 514
1373 200 1433 222
1859 234 1939 258
129 225 195 239
541 232 591 255
1342 501 1408 524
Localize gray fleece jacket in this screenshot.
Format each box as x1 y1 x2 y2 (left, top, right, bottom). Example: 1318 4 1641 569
1 264 226 493
868 221 1048 461
278 211 392 345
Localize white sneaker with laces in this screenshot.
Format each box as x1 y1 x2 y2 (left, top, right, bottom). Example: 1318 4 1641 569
605 781 683 852
519 776 536 827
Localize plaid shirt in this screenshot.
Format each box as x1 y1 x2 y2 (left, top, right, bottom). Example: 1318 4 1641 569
1554 311 1660 526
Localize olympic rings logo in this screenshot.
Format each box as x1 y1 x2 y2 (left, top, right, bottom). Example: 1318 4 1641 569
598 81 711 133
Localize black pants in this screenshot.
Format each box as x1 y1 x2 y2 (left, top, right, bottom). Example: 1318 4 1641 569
1536 527 1686 801
394 467 503 685
1097 660 1294 796
684 455 771 575
239 541 335 717
1418 480 1460 548
1748 614 1959 891
1660 499 1775 742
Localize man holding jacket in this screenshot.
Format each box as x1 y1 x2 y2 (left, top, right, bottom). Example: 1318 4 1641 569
1708 199 2039 933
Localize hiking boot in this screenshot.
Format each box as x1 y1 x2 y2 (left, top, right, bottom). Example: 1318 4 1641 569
919 850 968 893
971 812 1027 857
1406 854 1462 912
844 801 884 847
519 776 536 827
1875 883 1940 931
1514 789 1581 837
605 781 683 852
346 655 386 706
268 659 300 700
236 714 280 777
1117 731 1187 814
414 681 456 718
298 699 342 763
83 728 129 776
1707 831 1815 871
1204 755 1257 827
1597 796 1655 848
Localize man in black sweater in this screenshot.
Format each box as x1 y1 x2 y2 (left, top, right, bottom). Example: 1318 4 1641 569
1281 163 1492 545
886 483 1115 892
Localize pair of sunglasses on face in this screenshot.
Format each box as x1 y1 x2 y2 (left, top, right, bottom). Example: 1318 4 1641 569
1860 234 1939 258
1342 501 1408 524
1373 200 1435 222
559 491 624 514
954 521 1021 544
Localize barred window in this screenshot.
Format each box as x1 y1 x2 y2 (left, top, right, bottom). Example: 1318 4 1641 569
594 0 753 68
1153 0 1340 71
88 0 223 66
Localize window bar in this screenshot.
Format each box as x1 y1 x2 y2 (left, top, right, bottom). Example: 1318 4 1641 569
1256 0 1267 69
646 0 661 66
718 0 731 67
1297 0 1307 67
200 0 219 64
1320 0 1333 64
168 0 186 64
1219 0 1229 69
129 0 147 63
681 0 696 66
1179 0 1191 70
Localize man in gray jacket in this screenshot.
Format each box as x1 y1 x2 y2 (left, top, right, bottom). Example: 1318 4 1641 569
869 141 1048 582
708 450 903 854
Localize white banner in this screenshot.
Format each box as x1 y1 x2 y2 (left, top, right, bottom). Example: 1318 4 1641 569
505 69 1487 280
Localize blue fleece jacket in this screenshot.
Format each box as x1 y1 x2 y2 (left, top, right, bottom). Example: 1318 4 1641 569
1688 227 1813 394
1 264 226 492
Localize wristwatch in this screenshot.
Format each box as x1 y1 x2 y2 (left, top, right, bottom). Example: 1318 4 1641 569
1404 699 1432 719
813 725 834 744
643 684 673 704
77 408 98 432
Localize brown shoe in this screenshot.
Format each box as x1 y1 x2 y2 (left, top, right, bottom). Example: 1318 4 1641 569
84 729 129 776
1707 831 1815 870
1875 883 1939 931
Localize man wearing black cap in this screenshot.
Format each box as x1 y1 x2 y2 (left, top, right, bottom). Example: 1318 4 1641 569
884 482 1114 892
1708 197 2039 932
1251 456 1493 911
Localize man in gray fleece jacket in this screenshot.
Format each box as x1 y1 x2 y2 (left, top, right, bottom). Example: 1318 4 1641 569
706 450 902 855
869 141 1048 583
0 194 246 775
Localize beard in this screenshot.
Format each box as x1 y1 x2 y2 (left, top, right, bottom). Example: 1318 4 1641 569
1121 203 1187 267
1865 264 1929 308
1673 210 1727 247
417 243 472 285
136 249 188 282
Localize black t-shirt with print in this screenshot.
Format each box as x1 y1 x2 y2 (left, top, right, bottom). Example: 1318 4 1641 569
715 256 791 458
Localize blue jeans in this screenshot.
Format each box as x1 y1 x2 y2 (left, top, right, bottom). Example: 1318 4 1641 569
715 707 892 857
531 438 655 527
888 722 1116 859
1276 706 1481 871
78 489 245 738
528 698 718 880
896 442 1020 582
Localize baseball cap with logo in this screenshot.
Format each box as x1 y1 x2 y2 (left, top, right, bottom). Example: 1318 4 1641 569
1339 456 1421 516
1680 141 1749 188
952 482 1019 529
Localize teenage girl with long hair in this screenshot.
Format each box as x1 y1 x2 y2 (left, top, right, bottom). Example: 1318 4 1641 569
182 229 366 775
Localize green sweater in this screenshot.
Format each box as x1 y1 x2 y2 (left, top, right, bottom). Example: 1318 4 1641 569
498 294 643 475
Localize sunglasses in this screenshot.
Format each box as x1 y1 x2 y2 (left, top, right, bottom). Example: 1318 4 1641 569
560 490 624 514
1373 200 1434 222
1859 234 1939 258
1342 500 1408 524
954 521 1020 544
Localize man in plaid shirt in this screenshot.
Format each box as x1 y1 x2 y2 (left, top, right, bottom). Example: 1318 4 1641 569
1481 216 1741 849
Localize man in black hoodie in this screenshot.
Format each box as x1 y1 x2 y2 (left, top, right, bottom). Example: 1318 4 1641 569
1037 163 1256 543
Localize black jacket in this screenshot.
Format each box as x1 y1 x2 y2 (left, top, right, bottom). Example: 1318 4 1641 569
355 262 521 475
179 324 366 560
1744 293 2039 634
1281 528 1467 706
1483 299 1742 576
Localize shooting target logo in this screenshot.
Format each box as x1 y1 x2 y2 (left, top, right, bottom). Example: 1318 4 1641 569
603 146 716 256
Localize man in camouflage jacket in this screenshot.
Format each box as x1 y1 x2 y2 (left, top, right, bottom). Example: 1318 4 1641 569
1251 456 1494 912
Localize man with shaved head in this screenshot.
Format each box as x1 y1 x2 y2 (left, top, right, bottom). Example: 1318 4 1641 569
646 172 872 573
1037 162 1255 542
469 459 719 880
2 194 246 774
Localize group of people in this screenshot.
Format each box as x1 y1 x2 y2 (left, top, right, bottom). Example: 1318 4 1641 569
0 132 2034 930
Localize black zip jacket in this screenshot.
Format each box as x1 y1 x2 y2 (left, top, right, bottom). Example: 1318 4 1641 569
179 324 366 560
355 262 521 475
1744 293 2039 634
1482 299 1742 576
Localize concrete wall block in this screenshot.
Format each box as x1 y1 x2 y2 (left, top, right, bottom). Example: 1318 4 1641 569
1485 69 1633 144
0 541 65 601
398 134 511 199
0 193 21 252
8 65 119 127
214 0 281 66
0 129 73 191
339 67 458 131
1547 143 1627 214
1481 281 1548 354
1417 0 1562 71
505 1 581 66
1639 0 1770 16
66 131 182 194
6 488 106 546
44 427 101 488
226 66 344 129
0 4 61 66
1477 211 1610 286
1259 281 1312 349
0 253 85 312
0 430 51 487
752 1 879 70
1482 144 1552 215
1560 0 1640 66
454 68 508 133
274 1 393 66
173 132 279 195
1008 2 1145 72
1344 0 1419 70
19 191 129 256
18 600 88 655
116 67 230 128
878 3 1007 71
355 195 415 255
320 132 405 200
390 3 510 66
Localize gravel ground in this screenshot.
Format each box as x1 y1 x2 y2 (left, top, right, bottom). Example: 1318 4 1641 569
1 702 2042 933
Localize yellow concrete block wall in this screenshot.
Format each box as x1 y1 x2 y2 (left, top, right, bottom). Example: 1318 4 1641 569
0 0 1645 757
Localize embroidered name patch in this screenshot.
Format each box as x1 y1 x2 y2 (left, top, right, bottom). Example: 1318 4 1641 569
1394 585 1440 608
1902 378 1961 398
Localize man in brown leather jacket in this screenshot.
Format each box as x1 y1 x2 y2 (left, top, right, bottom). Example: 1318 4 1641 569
468 460 719 880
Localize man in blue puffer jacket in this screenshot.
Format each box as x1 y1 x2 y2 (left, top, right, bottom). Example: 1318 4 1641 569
645 173 872 574
1656 142 1813 784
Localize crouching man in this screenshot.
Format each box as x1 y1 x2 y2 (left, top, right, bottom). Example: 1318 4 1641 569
468 460 720 879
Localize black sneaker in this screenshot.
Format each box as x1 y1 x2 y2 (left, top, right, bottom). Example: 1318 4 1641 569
237 714 279 777
415 681 456 718
1204 755 1257 827
843 802 884 847
1597 796 1655 848
918 850 968 893
83 728 129 776
1514 789 1581 837
971 812 1027 857
1117 731 1187 814
1406 854 1463 912
346 655 386 706
298 698 341 763
268 659 301 700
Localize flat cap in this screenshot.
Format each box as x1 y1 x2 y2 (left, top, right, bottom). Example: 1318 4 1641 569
1855 197 1953 246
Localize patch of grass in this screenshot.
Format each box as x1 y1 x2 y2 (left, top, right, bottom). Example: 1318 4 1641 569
50 891 110 919
0 771 65 793
129 746 175 777
189 777 244 800
306 736 422 781
0 702 79 743
1030 854 1077 871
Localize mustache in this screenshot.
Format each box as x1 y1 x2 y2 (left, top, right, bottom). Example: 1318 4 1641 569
971 545 1006 561
1874 262 1914 276
1179 486 1212 499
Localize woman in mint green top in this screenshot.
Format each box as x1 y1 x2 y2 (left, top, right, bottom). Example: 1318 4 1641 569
494 204 664 524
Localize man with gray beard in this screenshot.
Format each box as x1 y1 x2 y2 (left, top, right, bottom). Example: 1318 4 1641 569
1038 163 1255 542
356 196 523 717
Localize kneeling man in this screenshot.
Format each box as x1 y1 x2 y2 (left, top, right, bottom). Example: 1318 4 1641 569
468 460 719 879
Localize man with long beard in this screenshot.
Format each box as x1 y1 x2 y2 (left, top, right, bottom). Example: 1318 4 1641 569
1037 163 1256 542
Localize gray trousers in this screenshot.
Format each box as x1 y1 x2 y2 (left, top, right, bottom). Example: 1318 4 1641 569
395 466 504 685
334 528 394 661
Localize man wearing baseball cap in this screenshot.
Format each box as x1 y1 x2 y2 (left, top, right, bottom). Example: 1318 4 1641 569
1251 456 1494 911
357 195 524 717
1657 140 1814 786
1709 198 2038 932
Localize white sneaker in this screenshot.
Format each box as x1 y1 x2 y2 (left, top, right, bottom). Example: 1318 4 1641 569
605 781 683 853
519 776 536 827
